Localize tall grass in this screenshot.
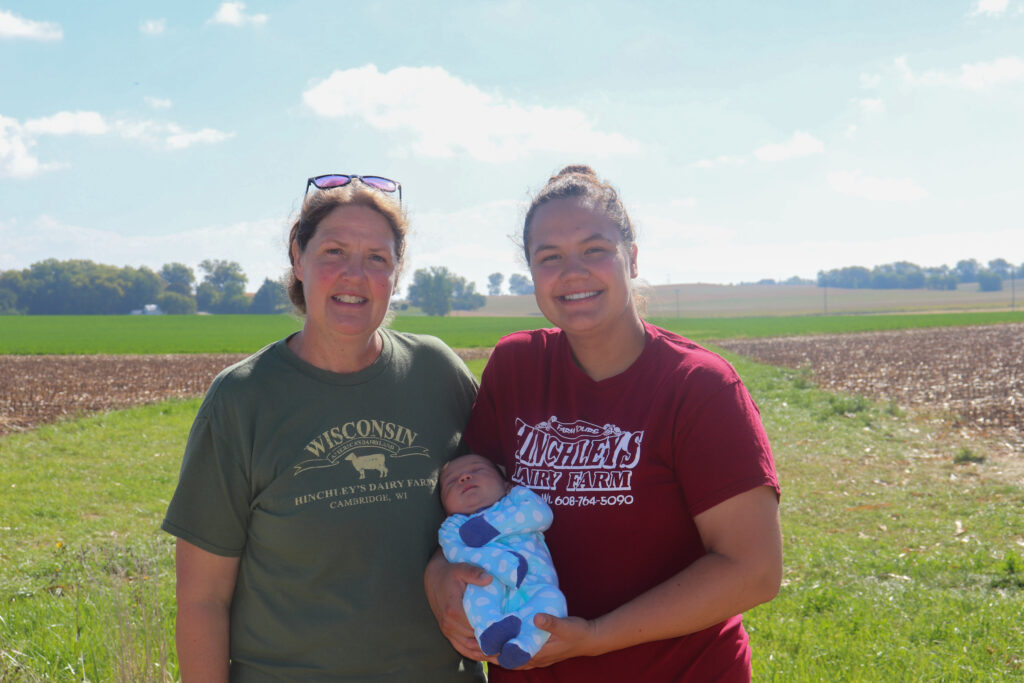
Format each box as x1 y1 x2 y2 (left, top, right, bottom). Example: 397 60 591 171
2 353 1022 679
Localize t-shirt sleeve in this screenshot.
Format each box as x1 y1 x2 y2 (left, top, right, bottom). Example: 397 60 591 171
161 407 251 557
676 378 779 518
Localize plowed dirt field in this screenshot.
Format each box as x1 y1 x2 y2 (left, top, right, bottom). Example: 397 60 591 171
714 323 1023 441
0 349 491 435
1 326 1020 444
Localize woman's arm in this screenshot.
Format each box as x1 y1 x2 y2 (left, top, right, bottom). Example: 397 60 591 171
424 547 496 661
175 538 241 683
522 485 782 668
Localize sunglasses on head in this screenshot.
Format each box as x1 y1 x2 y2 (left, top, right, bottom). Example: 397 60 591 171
305 174 402 203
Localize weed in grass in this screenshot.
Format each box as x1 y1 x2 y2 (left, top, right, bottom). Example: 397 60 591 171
991 553 1024 590
954 446 986 465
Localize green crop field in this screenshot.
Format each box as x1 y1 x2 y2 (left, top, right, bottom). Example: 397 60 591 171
2 310 1024 354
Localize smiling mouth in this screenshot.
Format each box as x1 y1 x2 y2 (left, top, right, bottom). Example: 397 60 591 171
332 294 367 304
560 290 599 302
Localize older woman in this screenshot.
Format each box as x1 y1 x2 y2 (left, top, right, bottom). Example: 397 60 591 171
163 174 482 681
428 165 782 681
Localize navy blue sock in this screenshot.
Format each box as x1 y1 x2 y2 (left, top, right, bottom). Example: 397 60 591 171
478 615 521 656
498 642 532 669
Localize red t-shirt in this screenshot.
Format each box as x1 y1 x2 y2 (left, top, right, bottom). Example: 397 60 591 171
464 322 779 682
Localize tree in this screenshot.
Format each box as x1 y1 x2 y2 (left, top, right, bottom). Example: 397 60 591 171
0 287 20 314
452 279 486 311
954 259 980 284
407 267 455 316
487 272 504 296
197 259 249 313
977 270 1003 292
157 291 197 314
508 273 534 295
250 278 291 314
988 259 1012 278
122 265 163 310
160 263 196 296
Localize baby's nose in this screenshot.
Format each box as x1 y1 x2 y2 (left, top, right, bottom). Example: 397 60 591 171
458 472 471 482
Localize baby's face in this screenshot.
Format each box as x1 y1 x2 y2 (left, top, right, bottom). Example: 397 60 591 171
441 454 508 516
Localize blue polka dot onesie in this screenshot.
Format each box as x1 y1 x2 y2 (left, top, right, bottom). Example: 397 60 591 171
439 485 568 669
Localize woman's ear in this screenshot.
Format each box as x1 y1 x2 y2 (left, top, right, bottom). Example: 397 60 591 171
629 243 639 279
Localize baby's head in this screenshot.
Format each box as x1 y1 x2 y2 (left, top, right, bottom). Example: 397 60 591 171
440 453 510 516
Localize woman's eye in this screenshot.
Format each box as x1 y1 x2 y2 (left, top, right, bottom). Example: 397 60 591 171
539 253 560 263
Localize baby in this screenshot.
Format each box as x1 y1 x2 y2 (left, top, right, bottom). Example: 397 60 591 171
438 454 568 669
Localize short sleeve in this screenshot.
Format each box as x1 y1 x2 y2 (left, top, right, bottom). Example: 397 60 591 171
161 408 252 556
676 379 779 518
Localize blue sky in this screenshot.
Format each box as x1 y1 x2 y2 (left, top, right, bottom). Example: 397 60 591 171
2 1 1022 294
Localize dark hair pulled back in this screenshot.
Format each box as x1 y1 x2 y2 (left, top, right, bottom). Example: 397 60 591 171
522 164 635 264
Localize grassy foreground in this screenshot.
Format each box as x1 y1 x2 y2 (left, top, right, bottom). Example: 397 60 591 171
1 353 1021 680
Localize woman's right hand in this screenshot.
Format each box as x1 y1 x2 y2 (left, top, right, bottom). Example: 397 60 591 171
424 549 494 661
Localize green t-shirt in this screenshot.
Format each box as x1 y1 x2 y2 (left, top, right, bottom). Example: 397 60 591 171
163 330 482 682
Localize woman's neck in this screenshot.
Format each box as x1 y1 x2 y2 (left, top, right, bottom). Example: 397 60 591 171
288 327 383 374
565 314 647 382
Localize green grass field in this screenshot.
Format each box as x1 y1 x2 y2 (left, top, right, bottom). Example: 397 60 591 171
2 310 1023 354
2 312 1023 680
2 345 1022 680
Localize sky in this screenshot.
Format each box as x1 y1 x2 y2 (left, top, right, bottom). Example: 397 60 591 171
2 1 1023 296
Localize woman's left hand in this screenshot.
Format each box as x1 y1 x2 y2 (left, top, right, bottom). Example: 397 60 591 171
510 613 601 669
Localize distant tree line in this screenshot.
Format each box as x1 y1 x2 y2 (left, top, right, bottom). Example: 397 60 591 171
0 259 290 315
817 258 1022 292
400 268 537 316
486 272 534 296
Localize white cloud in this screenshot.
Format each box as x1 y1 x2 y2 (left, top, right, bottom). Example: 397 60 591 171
0 9 62 40
692 154 746 169
970 0 1010 16
140 18 166 35
208 2 268 26
23 111 108 136
2 112 107 178
860 72 882 89
754 131 824 162
165 128 234 150
144 96 173 110
116 120 235 150
857 97 885 114
303 64 640 163
0 110 233 178
827 170 928 201
897 55 1024 89
0 115 65 178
